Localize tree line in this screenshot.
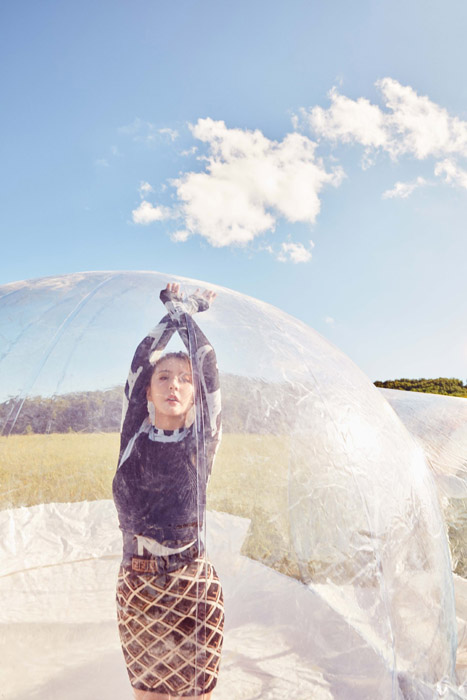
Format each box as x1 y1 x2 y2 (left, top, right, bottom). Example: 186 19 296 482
0 387 123 435
374 377 467 397
2 375 465 436
0 374 297 435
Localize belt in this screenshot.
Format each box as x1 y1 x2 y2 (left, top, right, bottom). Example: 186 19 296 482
121 532 203 574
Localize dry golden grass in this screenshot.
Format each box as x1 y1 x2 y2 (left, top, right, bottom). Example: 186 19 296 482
4 433 462 582
0 432 289 510
208 434 295 569
0 431 297 573
0 433 120 509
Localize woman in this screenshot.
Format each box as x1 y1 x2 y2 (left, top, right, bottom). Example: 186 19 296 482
113 282 224 699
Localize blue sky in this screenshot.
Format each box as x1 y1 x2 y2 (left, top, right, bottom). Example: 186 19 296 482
1 0 467 382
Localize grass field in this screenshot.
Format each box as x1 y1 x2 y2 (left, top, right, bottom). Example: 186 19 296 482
0 432 288 507
0 432 120 508
0 432 298 575
2 432 465 580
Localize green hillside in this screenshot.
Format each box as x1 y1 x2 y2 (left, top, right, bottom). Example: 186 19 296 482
374 377 467 398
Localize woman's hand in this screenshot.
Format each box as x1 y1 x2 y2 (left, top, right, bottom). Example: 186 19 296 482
190 288 216 312
162 282 183 301
159 282 183 308
160 283 216 314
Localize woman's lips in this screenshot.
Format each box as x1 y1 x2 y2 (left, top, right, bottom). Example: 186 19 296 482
167 396 180 403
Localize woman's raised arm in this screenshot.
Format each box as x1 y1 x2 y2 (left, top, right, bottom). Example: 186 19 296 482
118 310 177 461
119 283 221 464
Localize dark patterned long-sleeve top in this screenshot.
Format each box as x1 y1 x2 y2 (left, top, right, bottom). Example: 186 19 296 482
112 291 222 545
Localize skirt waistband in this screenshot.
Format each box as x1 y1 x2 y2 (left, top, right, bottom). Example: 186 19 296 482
121 533 203 573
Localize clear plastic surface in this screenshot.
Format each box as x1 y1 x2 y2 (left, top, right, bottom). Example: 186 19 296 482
381 388 467 500
0 271 465 699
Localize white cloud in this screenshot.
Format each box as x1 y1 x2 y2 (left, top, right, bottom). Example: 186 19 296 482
297 78 467 195
324 316 335 325
382 176 427 199
119 118 178 144
138 181 154 197
159 127 179 142
306 87 388 150
132 200 172 225
277 241 313 263
171 118 343 248
301 78 467 162
181 146 198 157
171 230 191 242
434 159 467 189
380 78 467 159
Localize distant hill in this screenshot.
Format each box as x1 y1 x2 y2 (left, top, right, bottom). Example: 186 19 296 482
374 377 467 398
0 374 296 435
4 375 465 436
0 387 124 435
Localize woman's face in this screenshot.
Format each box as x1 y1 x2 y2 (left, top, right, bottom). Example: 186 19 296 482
147 357 194 429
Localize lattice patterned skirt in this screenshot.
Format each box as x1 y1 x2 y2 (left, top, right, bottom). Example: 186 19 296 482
116 557 224 696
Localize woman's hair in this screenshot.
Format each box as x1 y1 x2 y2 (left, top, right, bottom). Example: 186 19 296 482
152 351 191 373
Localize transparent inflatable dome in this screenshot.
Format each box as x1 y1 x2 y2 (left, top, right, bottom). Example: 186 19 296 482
0 271 463 699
